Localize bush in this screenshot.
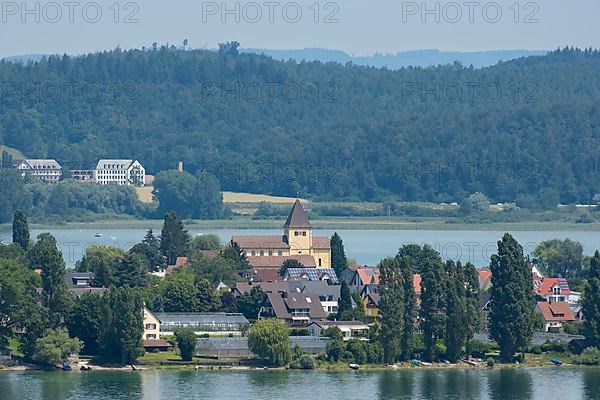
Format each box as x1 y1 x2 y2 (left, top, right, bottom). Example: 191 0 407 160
541 341 568 353
466 339 491 358
326 339 345 362
290 355 317 370
343 351 355 362
347 340 368 364
487 358 495 368
574 347 600 365
366 342 384 364
175 328 198 361
530 345 543 355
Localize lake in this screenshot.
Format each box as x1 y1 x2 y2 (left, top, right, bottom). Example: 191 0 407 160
1 368 600 400
1 227 600 268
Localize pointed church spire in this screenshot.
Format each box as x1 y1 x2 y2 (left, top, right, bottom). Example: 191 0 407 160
283 200 311 229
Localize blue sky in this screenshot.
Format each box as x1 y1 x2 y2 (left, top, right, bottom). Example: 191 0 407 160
0 0 597 57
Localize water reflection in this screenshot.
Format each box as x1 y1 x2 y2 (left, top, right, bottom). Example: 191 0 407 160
377 371 415 399
583 368 600 400
487 369 533 400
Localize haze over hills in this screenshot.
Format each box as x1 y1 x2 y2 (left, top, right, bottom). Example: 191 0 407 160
0 47 599 205
4 48 548 69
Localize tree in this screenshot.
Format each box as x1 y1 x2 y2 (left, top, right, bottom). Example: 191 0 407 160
101 286 144 365
420 250 446 362
330 232 348 277
129 229 165 272
248 319 291 366
175 328 197 361
489 234 535 362
444 260 469 362
399 256 417 361
196 278 221 312
218 41 240 56
337 281 353 316
29 234 71 326
160 212 190 265
113 253 148 288
12 210 30 251
222 241 250 270
464 262 482 342
461 192 490 214
279 259 304 277
398 244 441 274
193 171 224 219
191 234 221 251
238 286 266 320
67 293 104 355
583 251 600 346
76 246 124 287
378 257 405 364
32 328 82 366
162 276 200 312
0 259 36 348
533 239 585 278
143 229 161 248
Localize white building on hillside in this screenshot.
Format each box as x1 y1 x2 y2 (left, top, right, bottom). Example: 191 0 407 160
17 159 62 182
95 159 145 186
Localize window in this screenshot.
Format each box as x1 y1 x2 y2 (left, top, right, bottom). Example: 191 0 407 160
294 231 299 237
251 250 256 256
302 231 307 237
319 258 322 267
260 250 264 256
146 334 157 339
145 323 157 330
278 250 283 256
269 250 273 256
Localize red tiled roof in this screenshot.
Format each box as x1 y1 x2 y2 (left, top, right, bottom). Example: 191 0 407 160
175 257 189 267
479 270 492 285
241 268 281 283
534 278 572 296
537 301 576 322
356 267 380 285
143 340 173 348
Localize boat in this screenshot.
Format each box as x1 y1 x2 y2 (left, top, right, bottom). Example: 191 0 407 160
550 358 563 366
62 363 72 371
94 233 103 238
411 359 422 366
348 364 360 370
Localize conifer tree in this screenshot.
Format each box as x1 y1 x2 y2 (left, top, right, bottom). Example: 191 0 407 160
338 281 353 316
160 212 190 265
420 251 446 362
330 233 348 277
489 234 535 362
444 260 468 362
379 257 405 363
12 210 29 251
583 251 600 346
399 256 417 361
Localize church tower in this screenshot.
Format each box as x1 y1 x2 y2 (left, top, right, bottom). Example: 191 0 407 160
283 200 313 256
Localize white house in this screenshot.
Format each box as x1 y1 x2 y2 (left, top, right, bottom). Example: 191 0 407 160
95 159 145 186
17 159 62 182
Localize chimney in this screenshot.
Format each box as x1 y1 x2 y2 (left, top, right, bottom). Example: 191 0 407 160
178 161 183 173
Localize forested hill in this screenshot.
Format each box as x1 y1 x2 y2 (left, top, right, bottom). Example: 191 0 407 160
1 47 599 205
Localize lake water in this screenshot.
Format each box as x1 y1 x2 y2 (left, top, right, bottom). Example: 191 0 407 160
1 227 600 268
1 368 600 400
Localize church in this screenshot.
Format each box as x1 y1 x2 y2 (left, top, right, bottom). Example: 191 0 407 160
231 200 331 269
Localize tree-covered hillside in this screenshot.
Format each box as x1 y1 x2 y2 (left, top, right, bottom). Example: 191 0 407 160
1 46 599 205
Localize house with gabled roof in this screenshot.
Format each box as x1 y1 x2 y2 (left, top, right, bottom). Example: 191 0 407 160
17 159 62 182
259 290 328 326
536 301 576 333
95 159 145 186
232 200 331 270
534 277 580 305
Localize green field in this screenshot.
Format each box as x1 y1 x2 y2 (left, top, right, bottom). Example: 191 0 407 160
0 145 25 159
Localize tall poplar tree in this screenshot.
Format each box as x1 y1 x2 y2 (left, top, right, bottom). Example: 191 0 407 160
420 251 446 362
444 260 468 362
378 257 405 364
12 210 30 251
399 256 417 361
330 233 348 277
160 212 190 265
583 251 600 346
489 233 535 362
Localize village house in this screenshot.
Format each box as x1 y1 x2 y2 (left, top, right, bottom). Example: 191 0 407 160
16 159 62 182
95 159 146 186
142 306 250 339
534 277 581 306
536 301 576 333
308 320 370 341
232 200 331 270
259 290 328 326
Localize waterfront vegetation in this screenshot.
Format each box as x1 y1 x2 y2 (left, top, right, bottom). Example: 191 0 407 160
3 209 600 371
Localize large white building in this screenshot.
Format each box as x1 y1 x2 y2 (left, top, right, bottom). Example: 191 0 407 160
17 159 62 183
95 159 145 186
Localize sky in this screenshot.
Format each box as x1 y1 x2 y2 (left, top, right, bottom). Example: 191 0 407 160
0 0 598 58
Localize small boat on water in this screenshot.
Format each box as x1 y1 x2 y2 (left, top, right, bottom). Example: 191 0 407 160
94 233 103 238
62 363 72 371
550 358 563 366
349 364 360 370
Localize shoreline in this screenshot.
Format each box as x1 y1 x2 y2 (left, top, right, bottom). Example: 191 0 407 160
2 218 600 232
